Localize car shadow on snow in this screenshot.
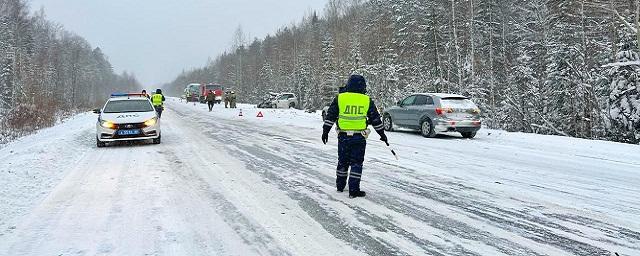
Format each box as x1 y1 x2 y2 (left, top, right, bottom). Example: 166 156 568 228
99 140 159 148
390 129 471 140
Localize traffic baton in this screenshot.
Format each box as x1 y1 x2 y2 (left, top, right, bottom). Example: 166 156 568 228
385 141 399 160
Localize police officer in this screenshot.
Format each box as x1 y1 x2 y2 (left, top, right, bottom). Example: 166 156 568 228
151 89 166 118
322 75 388 198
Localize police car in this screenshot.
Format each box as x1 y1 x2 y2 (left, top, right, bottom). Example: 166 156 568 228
93 93 161 147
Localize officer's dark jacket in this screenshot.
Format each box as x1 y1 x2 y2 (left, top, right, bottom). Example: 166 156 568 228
323 77 385 134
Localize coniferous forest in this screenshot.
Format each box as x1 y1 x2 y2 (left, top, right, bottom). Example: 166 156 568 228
166 0 640 144
0 0 140 143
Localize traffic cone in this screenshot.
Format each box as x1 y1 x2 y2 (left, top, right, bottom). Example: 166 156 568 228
239 109 243 117
256 111 264 118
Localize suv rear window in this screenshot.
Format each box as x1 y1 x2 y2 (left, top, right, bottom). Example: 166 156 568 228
104 100 154 113
440 97 477 109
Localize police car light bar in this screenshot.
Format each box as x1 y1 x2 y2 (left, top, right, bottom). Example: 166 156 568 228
110 93 146 98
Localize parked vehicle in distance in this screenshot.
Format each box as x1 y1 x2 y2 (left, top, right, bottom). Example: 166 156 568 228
94 93 161 147
199 83 224 104
257 92 279 108
258 93 298 109
273 93 297 109
184 83 201 102
383 93 482 138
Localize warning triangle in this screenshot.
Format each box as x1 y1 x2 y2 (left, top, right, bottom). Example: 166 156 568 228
256 111 264 118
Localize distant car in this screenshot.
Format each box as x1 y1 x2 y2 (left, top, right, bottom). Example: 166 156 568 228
184 83 201 102
273 93 297 109
383 93 482 138
94 93 161 147
257 92 279 108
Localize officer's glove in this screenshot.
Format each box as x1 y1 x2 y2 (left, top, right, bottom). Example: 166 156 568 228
322 132 329 145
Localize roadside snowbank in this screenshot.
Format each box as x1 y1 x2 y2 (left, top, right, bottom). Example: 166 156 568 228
0 113 96 235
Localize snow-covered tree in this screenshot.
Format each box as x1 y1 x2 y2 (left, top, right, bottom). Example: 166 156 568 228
0 0 140 142
607 30 640 143
163 0 640 144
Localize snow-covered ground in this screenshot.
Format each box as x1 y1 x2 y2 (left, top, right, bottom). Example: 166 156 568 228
1 98 638 256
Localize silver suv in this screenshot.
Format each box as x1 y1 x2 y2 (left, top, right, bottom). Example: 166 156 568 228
383 93 482 138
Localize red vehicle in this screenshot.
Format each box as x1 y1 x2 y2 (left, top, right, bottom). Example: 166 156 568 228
199 84 224 104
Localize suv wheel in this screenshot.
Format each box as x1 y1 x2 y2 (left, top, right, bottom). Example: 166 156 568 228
289 102 295 108
461 132 477 139
420 119 436 138
383 115 394 132
96 137 106 148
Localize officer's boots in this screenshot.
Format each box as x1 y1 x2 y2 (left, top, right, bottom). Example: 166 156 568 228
349 191 366 198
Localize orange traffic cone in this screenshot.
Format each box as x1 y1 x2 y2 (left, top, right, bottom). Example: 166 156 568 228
239 109 243 117
256 111 264 118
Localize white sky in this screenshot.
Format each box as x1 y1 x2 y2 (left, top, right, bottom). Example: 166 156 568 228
29 0 328 86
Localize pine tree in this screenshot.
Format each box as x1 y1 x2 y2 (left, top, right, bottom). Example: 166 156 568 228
320 37 338 108
607 28 640 143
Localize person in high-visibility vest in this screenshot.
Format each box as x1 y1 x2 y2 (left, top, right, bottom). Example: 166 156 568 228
322 75 388 198
151 89 166 118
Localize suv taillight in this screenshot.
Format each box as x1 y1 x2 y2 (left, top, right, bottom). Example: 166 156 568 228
436 108 453 116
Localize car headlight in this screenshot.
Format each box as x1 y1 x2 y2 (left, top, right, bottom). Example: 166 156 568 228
144 117 158 127
100 120 116 129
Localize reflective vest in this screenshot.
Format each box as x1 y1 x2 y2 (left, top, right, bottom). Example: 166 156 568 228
152 94 163 106
338 92 370 131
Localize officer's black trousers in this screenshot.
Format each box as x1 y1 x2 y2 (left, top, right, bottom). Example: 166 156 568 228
336 134 367 192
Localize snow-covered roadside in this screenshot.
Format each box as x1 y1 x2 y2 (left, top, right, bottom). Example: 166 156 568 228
0 113 96 235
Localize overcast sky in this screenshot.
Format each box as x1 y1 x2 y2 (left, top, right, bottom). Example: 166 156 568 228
29 0 328 86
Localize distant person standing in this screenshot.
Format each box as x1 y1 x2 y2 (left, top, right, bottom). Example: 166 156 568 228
224 90 231 108
206 90 216 112
191 93 198 106
141 90 150 99
151 89 166 118
228 91 237 108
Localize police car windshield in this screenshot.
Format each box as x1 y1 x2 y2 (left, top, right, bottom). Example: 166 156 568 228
103 100 154 113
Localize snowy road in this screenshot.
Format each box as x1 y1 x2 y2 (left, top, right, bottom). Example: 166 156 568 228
1 98 639 256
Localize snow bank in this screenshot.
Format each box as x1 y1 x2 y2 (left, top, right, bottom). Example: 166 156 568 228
0 112 96 235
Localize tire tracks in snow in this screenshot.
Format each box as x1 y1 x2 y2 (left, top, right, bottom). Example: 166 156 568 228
168 102 638 256
170 105 525 255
